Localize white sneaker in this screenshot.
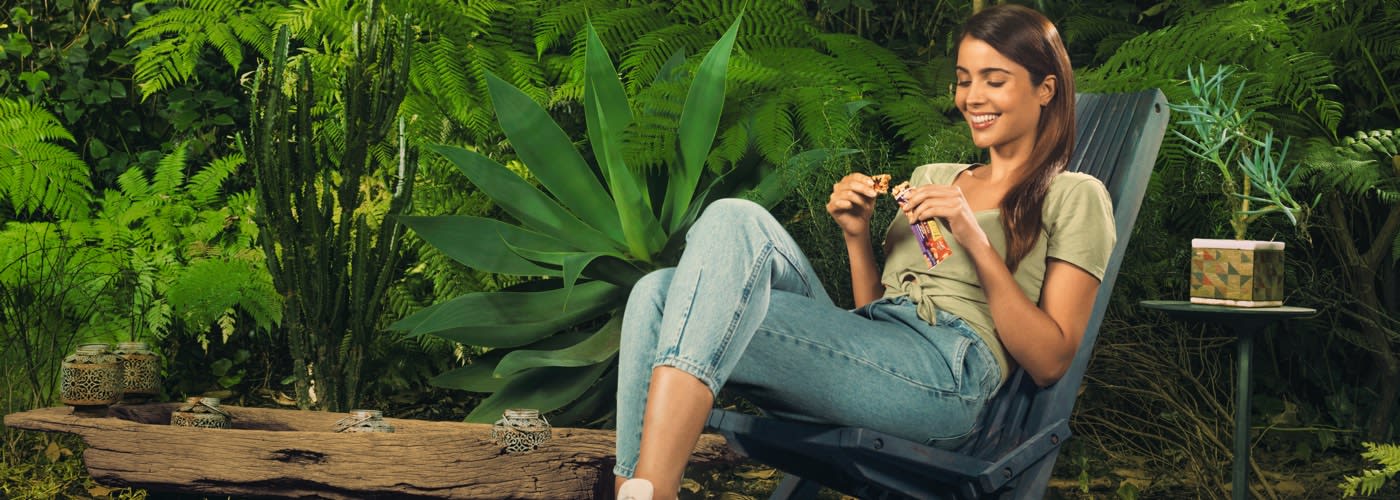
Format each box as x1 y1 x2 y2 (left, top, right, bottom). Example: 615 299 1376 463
617 478 654 500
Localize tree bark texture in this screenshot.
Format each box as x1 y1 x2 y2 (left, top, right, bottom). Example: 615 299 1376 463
4 404 740 499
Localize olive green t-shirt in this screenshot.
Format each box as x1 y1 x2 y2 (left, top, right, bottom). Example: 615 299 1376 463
880 163 1116 385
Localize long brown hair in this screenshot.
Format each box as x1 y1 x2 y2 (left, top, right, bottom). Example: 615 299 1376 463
959 5 1075 272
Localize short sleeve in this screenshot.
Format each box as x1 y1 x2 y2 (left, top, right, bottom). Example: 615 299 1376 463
1046 176 1116 280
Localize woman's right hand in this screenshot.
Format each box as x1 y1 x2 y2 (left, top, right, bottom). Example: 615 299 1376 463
826 173 881 237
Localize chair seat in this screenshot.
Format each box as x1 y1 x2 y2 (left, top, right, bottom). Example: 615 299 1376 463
706 409 1070 498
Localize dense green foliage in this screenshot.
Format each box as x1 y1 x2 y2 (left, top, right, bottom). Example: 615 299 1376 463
1 0 1398 497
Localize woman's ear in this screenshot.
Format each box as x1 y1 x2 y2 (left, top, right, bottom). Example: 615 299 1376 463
1038 75 1057 106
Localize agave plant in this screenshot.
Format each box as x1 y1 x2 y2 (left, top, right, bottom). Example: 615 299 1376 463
392 16 838 424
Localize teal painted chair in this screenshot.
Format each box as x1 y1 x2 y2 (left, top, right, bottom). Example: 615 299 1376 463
705 89 1171 499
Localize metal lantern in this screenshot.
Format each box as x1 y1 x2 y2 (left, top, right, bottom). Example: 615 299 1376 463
170 397 232 429
491 408 551 454
60 343 123 412
114 341 161 401
334 409 395 433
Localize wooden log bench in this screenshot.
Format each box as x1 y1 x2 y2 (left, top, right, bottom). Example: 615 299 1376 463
4 404 741 499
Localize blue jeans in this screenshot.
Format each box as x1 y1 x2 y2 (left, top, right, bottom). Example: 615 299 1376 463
613 199 1001 478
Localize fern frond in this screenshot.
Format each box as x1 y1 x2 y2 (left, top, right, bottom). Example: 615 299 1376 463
816 33 922 98
1302 135 1400 202
710 119 753 171
620 24 711 92
274 0 360 49
790 86 857 149
189 154 244 208
127 0 274 98
1340 442 1400 497
751 95 798 166
152 143 190 195
115 166 151 202
0 99 91 219
535 0 616 57
567 5 666 63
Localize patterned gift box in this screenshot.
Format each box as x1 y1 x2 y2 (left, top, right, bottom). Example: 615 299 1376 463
1190 238 1285 307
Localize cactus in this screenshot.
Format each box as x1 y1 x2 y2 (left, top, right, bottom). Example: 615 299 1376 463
241 10 415 411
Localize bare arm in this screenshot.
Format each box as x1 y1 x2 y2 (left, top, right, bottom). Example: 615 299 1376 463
844 230 884 307
963 243 1098 386
827 173 886 307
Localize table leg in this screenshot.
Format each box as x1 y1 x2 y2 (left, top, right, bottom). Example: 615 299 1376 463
1234 327 1256 500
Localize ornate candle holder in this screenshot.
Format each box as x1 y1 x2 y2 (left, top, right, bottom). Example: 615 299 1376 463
170 397 232 429
114 341 161 402
491 408 551 454
334 409 395 433
61 343 123 415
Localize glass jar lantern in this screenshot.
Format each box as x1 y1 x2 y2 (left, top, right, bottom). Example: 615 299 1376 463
114 341 160 401
491 408 551 453
170 397 232 429
60 343 123 412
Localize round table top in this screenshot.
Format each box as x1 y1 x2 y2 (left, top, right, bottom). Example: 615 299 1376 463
1140 299 1316 321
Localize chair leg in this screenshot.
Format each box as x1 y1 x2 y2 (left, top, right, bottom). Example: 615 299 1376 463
1006 449 1060 500
769 473 822 500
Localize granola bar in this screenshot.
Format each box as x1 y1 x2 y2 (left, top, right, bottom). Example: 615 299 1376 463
892 182 953 268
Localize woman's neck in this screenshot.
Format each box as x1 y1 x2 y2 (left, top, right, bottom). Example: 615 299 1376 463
981 142 1035 184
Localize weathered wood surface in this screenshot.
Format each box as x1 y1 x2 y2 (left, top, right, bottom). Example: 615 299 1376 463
4 404 741 499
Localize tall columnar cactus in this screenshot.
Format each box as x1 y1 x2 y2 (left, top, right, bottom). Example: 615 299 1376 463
242 13 415 411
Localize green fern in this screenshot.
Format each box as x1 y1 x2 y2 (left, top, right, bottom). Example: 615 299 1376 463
398 0 545 145
1341 442 1400 497
127 0 276 99
0 98 92 219
1299 0 1400 122
1083 0 1344 140
540 0 945 173
1322 129 1400 205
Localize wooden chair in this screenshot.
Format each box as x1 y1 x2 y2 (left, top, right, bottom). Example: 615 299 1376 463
705 89 1171 499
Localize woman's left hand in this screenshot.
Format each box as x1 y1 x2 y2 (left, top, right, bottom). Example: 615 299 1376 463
896 184 990 252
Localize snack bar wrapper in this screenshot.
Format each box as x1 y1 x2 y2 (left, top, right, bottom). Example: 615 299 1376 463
893 183 953 268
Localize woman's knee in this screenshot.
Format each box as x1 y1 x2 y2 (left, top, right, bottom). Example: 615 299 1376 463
628 268 674 304
691 198 774 237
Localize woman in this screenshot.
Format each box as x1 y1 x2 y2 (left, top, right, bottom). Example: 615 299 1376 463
613 5 1115 499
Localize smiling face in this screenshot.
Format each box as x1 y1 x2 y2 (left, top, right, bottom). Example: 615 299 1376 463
955 36 1057 159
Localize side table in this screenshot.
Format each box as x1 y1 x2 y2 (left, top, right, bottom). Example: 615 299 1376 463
1140 300 1314 500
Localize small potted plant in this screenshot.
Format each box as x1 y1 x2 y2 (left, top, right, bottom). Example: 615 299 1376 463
1170 64 1312 307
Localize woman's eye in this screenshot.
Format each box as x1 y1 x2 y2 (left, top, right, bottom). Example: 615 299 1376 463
988 81 1006 88
956 80 971 87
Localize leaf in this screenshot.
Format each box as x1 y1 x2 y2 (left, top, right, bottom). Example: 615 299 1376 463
664 15 742 230
464 361 612 423
502 240 641 289
427 144 619 254
87 485 115 497
584 24 665 260
735 468 778 479
398 215 567 276
431 350 509 393
432 331 593 393
681 479 703 493
390 280 624 348
484 73 624 242
494 313 622 376
44 442 60 463
545 368 617 426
